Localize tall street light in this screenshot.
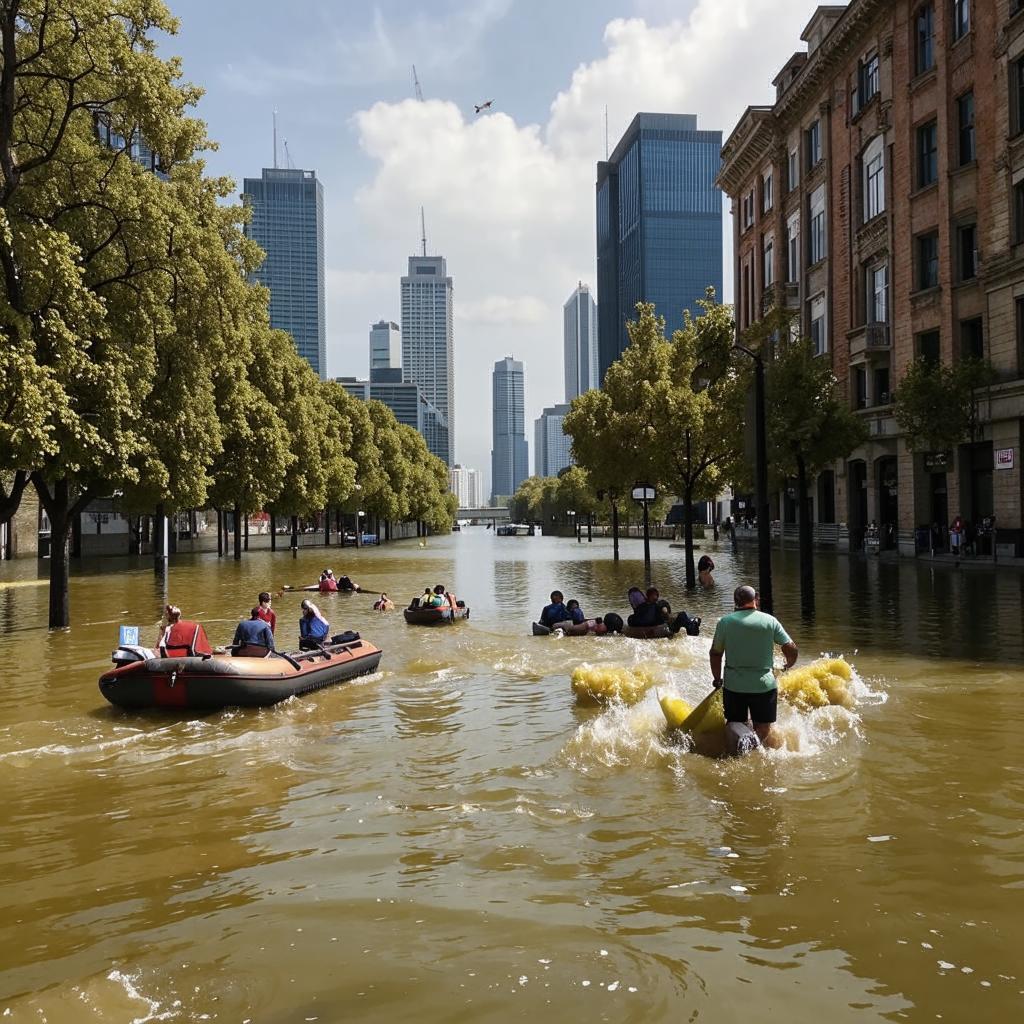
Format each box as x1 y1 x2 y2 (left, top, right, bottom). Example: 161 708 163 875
632 483 656 587
732 343 774 615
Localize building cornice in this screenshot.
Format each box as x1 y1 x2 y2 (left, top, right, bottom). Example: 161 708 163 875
717 107 775 194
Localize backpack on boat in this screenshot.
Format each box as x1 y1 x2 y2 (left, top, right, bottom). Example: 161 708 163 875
331 630 361 645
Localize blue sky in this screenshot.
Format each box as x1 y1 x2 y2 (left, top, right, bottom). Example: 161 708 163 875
163 0 822 484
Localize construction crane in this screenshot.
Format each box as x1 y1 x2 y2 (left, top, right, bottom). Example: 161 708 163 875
412 65 424 102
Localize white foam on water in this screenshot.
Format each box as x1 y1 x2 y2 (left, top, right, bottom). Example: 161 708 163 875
105 970 174 1023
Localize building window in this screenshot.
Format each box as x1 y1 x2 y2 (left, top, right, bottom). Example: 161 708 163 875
762 171 773 213
809 186 826 264
856 53 880 113
868 264 888 324
864 143 885 221
951 0 970 42
917 231 939 290
915 5 935 75
787 217 800 281
809 293 827 355
918 329 941 363
1014 181 1024 244
742 190 755 229
917 120 938 188
1013 57 1024 136
958 223 978 281
961 316 984 360
788 149 799 191
806 120 822 170
854 366 868 408
874 366 891 406
763 237 774 288
957 91 975 165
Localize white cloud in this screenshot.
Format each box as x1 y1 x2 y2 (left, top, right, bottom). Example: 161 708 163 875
335 0 821 486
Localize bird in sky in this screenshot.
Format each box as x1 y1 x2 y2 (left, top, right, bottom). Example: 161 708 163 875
474 100 493 114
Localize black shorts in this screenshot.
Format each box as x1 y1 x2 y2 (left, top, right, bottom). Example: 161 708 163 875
723 687 778 725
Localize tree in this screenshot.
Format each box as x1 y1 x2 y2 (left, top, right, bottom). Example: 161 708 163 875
762 317 867 605
893 356 996 454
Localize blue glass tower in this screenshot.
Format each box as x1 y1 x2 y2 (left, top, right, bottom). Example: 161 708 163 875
243 168 326 378
491 357 528 502
596 113 722 383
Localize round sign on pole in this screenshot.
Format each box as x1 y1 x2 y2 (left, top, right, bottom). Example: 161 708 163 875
631 484 656 503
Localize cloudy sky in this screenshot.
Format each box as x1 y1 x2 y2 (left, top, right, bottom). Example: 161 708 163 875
165 0 826 487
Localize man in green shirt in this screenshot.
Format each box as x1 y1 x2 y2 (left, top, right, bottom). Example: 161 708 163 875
709 585 798 747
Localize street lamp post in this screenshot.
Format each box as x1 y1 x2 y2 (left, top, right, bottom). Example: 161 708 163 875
732 343 774 615
631 484 657 586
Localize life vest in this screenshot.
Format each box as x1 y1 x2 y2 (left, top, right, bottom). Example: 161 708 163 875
319 578 338 593
160 620 213 658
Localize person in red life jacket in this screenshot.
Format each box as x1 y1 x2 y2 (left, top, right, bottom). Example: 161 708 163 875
256 592 277 634
319 569 339 594
157 605 213 658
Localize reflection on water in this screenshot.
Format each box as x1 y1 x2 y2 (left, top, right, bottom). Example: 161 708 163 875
1 529 1022 1021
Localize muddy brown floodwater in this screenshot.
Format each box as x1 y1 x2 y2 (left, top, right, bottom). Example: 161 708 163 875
1 528 1022 1022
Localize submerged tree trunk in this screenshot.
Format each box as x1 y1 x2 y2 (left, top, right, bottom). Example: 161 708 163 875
796 453 814 613
244 513 249 552
611 499 620 561
233 505 242 561
270 513 277 552
683 484 696 590
291 515 299 558
31 476 95 629
153 503 167 575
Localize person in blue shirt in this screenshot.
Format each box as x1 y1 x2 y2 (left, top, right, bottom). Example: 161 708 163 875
299 599 331 648
233 607 276 652
539 590 568 628
565 599 586 625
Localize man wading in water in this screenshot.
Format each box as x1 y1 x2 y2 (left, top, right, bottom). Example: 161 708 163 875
709 585 798 749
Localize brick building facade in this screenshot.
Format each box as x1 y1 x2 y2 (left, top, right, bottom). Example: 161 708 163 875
719 0 1024 557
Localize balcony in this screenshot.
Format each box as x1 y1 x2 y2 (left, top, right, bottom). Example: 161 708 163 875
848 321 890 358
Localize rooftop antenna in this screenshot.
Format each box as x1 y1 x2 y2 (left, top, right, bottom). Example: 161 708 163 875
420 206 427 256
284 138 294 169
412 64 424 102
604 105 609 160
273 108 278 169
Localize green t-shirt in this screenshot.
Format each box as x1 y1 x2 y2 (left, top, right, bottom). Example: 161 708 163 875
711 609 792 694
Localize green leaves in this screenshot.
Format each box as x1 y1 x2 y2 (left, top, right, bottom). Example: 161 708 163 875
893 357 996 454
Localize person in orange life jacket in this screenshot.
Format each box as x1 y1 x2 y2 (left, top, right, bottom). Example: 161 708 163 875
256 592 276 634
157 605 213 657
299 599 330 647
319 569 339 594
233 607 275 651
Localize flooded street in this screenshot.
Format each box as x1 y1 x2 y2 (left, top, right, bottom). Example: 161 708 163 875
1 529 1022 1022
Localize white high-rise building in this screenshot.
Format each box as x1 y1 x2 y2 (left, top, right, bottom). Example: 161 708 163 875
563 283 598 402
401 255 454 464
369 320 401 373
534 404 573 478
449 465 483 509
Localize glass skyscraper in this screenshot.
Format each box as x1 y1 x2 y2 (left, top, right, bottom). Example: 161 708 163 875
596 113 722 383
563 284 598 402
491 357 528 502
401 255 454 465
243 168 326 378
534 403 573 478
369 320 401 374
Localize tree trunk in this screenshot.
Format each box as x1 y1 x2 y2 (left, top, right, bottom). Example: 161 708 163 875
611 500 620 561
153 503 167 575
291 515 299 558
335 508 342 546
683 483 696 590
244 513 249 552
31 476 94 629
233 505 242 561
270 513 277 552
0 469 29 526
796 453 814 613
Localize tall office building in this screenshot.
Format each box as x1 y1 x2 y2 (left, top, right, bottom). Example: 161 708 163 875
534 403 573 478
449 465 483 509
563 284 598 402
596 113 722 383
243 167 326 377
490 357 529 503
335 377 449 465
370 320 401 375
401 255 454 464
